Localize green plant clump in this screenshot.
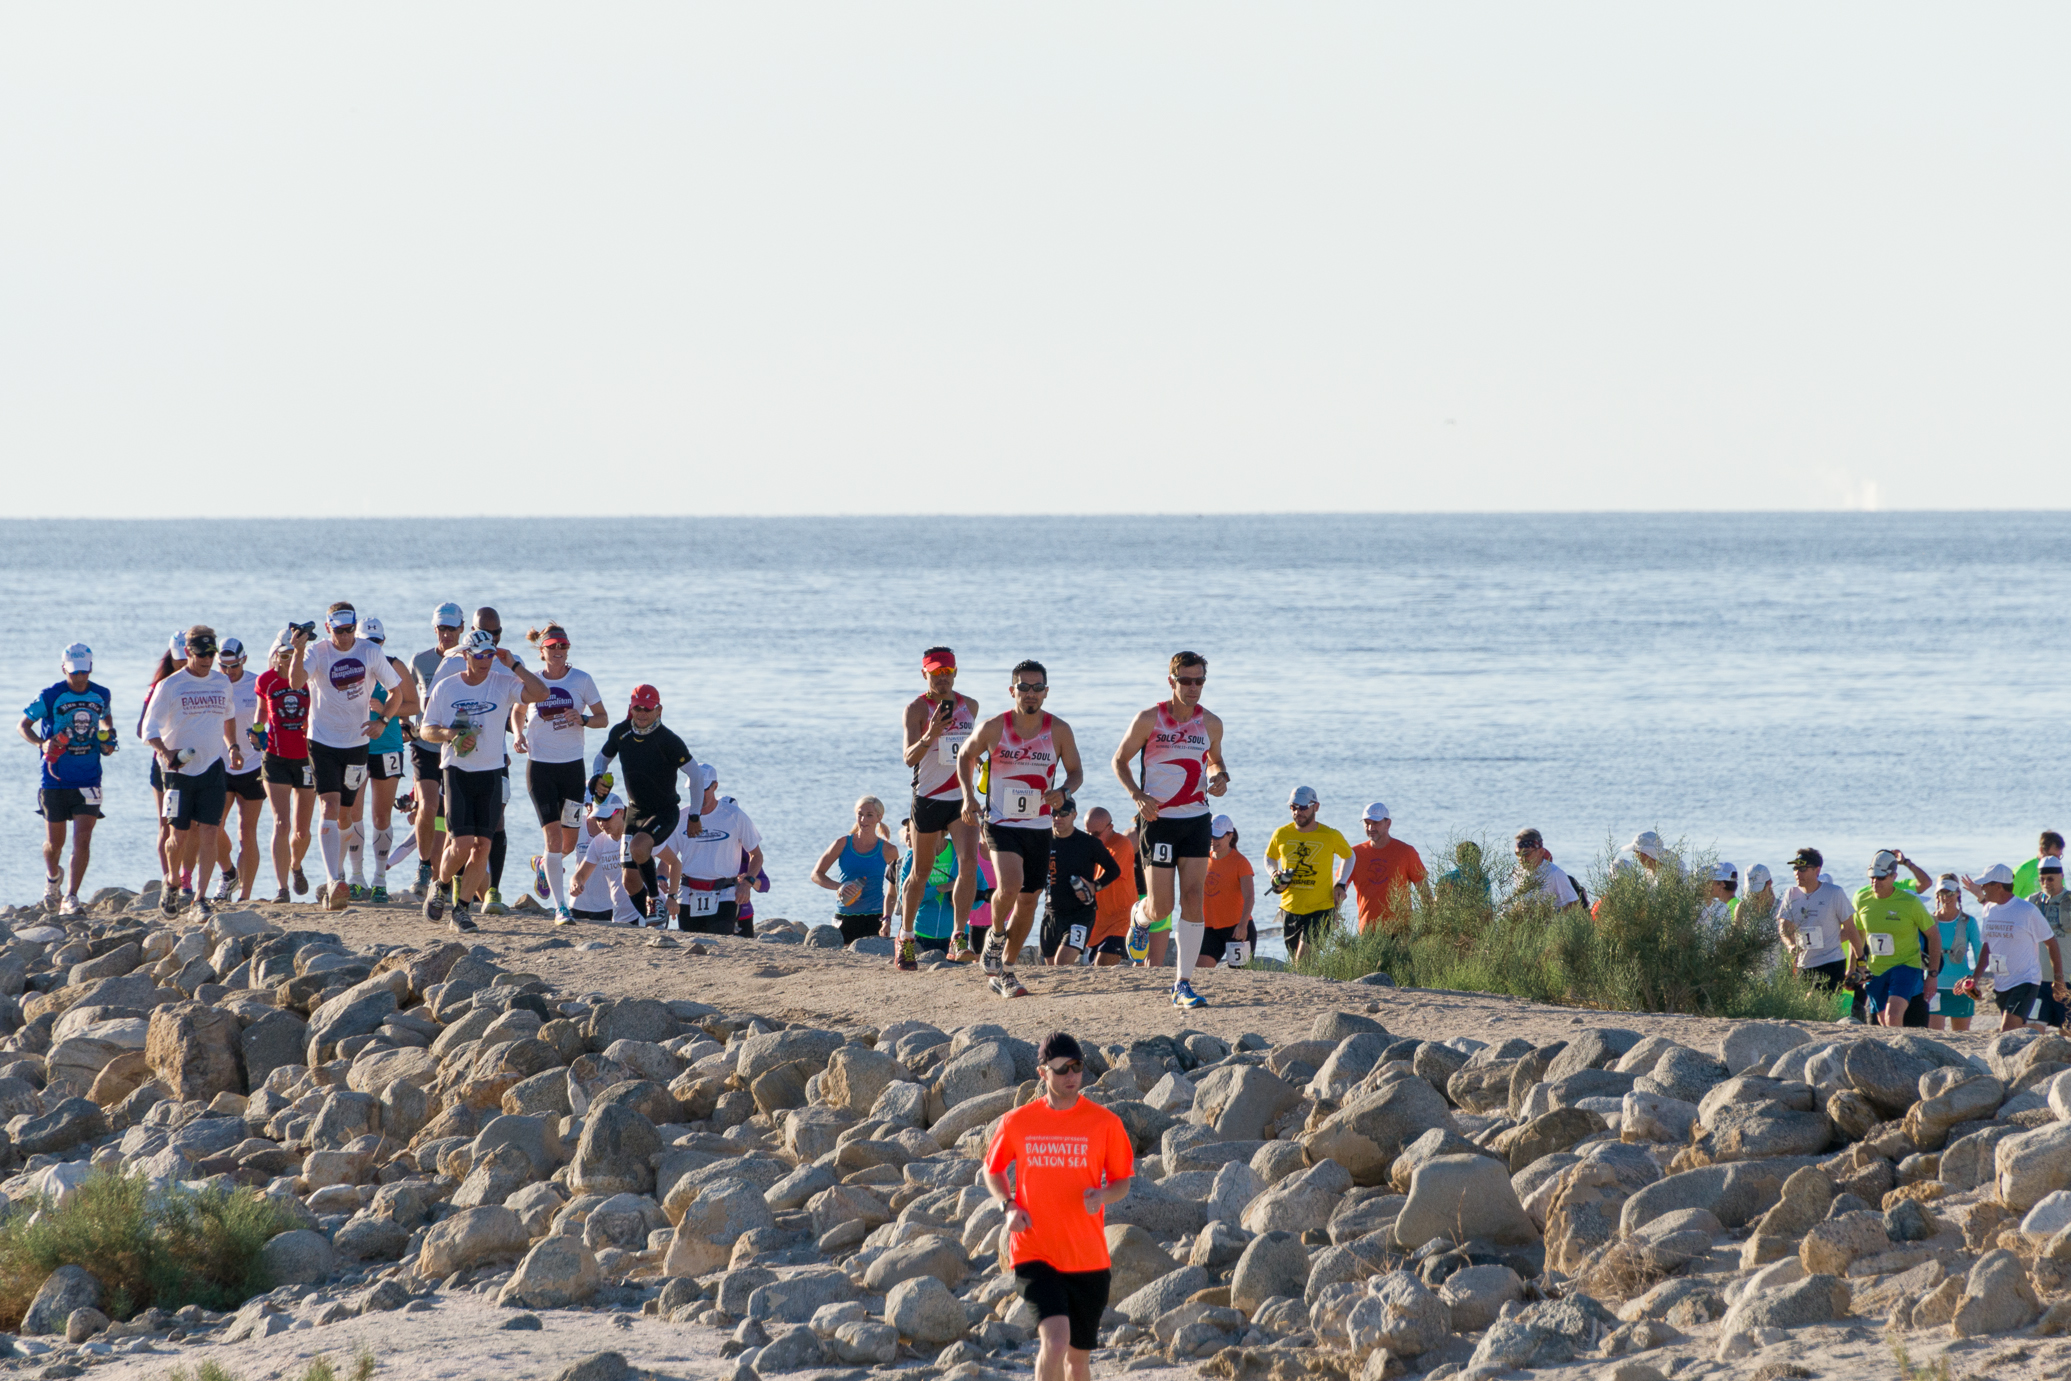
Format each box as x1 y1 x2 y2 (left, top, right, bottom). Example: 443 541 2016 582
0 1170 305 1329
1292 835 1834 1021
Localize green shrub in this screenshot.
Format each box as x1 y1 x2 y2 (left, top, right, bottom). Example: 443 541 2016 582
1292 836 1832 1021
0 1171 304 1329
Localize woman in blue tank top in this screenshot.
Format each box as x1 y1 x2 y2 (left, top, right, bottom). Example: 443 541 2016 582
811 795 899 946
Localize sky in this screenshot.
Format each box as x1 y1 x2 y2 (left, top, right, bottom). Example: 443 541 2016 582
3 5 2064 516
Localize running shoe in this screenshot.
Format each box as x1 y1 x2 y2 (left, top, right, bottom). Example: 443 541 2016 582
58 895 82 917
1001 971 1029 999
981 935 1005 977
483 889 508 916
423 889 446 923
160 886 179 917
553 907 576 926
349 882 368 902
529 855 550 901
450 903 477 933
40 877 62 909
949 933 975 963
193 896 215 921
213 874 236 903
893 937 918 972
1171 980 1207 1009
325 880 349 912
272 888 291 905
291 866 308 896
371 886 389 905
1125 901 1152 963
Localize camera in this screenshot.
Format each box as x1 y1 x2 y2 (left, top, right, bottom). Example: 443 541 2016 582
288 621 316 638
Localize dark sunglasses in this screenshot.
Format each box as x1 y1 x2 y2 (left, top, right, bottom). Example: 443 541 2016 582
1013 682 1048 693
1044 1060 1083 1076
1172 675 1206 687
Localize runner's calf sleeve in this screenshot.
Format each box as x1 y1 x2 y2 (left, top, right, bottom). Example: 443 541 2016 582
373 829 392 885
489 830 507 889
639 858 658 909
1176 919 1206 976
346 821 365 879
319 821 343 884
544 852 566 908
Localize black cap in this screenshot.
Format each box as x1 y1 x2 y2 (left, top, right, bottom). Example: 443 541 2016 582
1788 847 1823 870
1036 1031 1083 1066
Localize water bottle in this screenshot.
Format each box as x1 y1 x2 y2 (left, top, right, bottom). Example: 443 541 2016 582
175 747 196 768
42 731 68 765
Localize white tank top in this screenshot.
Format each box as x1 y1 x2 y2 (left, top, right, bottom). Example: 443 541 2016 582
1141 702 1211 819
911 694 976 801
987 713 1057 827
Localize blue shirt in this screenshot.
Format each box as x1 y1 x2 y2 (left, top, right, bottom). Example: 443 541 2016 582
367 680 405 755
898 848 959 940
23 681 114 790
1937 912 1982 992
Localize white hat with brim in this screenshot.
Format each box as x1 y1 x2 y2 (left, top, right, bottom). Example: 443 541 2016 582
1630 831 1665 860
1979 863 2016 888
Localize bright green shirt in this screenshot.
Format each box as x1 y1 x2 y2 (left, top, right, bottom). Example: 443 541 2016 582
1853 887 1935 975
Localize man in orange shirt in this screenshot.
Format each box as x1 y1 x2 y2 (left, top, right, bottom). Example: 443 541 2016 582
983 1032 1134 1381
1349 802 1431 933
1083 808 1139 967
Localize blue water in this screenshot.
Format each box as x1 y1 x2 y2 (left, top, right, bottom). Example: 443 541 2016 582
0 516 2059 945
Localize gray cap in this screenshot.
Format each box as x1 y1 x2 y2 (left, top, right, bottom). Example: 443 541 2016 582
1288 786 1318 808
1868 849 1899 879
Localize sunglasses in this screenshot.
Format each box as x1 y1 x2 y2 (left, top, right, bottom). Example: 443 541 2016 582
468 651 494 661
1043 1061 1083 1076
1289 803 1313 811
1013 682 1048 693
1172 675 1206 687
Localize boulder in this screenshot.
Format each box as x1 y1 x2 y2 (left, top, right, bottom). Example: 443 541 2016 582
1997 1119 2071 1211
1620 1091 1698 1146
1631 1046 1725 1105
16 1098 108 1157
1905 1072 2006 1152
1468 1294 1621 1370
1544 1029 1641 1083
1208 1160 1266 1225
1719 1023 1812 1076
496 1233 601 1309
929 1087 1017 1149
240 1010 310 1091
307 981 398 1055
1395 1154 1537 1249
1799 1211 1890 1275
144 1001 243 1101
1950 1249 2039 1336
862 1235 968 1293
1301 1074 1458 1185
937 1042 1018 1108
258 1227 336 1287
885 1275 968 1346
665 1180 776 1276
1620 1161 1799 1235
1242 1159 1354 1236
1717 1273 1849 1336
755 1323 825 1373
417 1205 530 1278
746 1268 855 1323
1230 1231 1310 1315
568 1104 660 1196
1193 1065 1301 1142
822 1045 906 1116
1344 1272 1450 1359
1690 1103 1832 1163
1439 1263 1525 1332
1108 1225 1181 1301
22 1266 101 1336
806 1183 892 1237
1844 1041 1933 1117
1117 1265 1213 1325
1506 1108 1606 1173
1309 1033 1393 1103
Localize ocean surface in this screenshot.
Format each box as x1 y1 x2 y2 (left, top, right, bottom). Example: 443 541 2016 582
0 515 2060 959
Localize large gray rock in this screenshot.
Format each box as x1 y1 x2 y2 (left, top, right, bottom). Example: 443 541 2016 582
260 1229 336 1285
755 1323 825 1374
1344 1272 1449 1359
937 1042 1018 1108
1544 1029 1641 1084
1631 1046 1725 1106
240 1009 310 1090
930 1087 1017 1148
746 1267 855 1323
1844 1040 1933 1117
1116 1265 1213 1325
1620 1160 1809 1235
1906 1071 2006 1151
1719 1023 1812 1076
1997 1120 2071 1211
1308 1033 1393 1103
1951 1248 2040 1336
665 1180 776 1276
1469 1295 1621 1369
1242 1159 1355 1235
884 1274 967 1346
1691 1103 1832 1163
1231 1232 1310 1315
418 1205 530 1277
1439 1263 1525 1332
1192 1065 1301 1141
497 1234 601 1309
22 1266 101 1336
1103 1176 1206 1236
585 998 681 1050
1302 1073 1458 1185
307 981 398 1054
862 1235 968 1293
1394 1154 1538 1248
1621 1090 1700 1145
569 1103 660 1196
736 1027 843 1085
16 1098 108 1157
1719 1273 1849 1334
822 1044 906 1116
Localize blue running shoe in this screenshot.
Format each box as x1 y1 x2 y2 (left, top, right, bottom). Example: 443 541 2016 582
1172 981 1206 1009
530 854 551 901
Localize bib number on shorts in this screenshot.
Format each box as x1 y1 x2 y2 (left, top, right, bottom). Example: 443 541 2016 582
1065 923 1088 951
80 787 102 806
938 734 966 766
301 763 315 788
382 752 402 776
1150 841 1175 865
560 799 583 829
687 892 720 918
161 789 181 820
994 782 1042 818
1223 940 1251 968
343 763 367 791
1868 932 1896 957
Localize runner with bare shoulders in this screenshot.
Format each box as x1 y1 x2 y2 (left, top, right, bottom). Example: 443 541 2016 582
896 648 980 970
958 660 1085 1000
1112 651 1229 1009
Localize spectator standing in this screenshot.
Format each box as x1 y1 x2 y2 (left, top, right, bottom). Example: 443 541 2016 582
1512 828 1581 912
1264 787 1355 963
1348 802 1431 933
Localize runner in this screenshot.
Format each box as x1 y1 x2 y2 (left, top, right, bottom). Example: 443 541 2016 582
1041 798 1122 966
18 643 116 915
1628 831 1676 878
2014 831 2066 899
342 618 418 904
1960 863 2067 1033
1347 802 1431 934
139 632 187 888
1848 850 1941 1027
661 765 763 936
1081 808 1139 968
1263 787 1355 965
896 816 960 958
980 1031 1133 1381
407 602 467 897
568 795 644 927
300 603 401 911
1700 863 1738 931
210 638 265 902
589 684 702 923
139 626 245 917
1774 847 1858 1003
812 796 899 944
897 648 981 972
515 621 606 924
1928 874 1982 1032
255 628 318 903
2028 857 2071 1027
1740 863 1778 928
466 608 520 915
1200 815 1256 969
1111 651 1228 1007
959 660 1087 1000
416 630 549 931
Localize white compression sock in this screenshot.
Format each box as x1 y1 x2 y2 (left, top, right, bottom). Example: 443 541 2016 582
1175 919 1207 980
346 822 365 883
545 852 567 908
387 832 417 868
319 820 343 884
373 829 392 887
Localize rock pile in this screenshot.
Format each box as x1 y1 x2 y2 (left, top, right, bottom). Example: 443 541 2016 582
0 892 2067 1380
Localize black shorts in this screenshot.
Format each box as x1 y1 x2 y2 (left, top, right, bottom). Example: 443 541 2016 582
1014 1262 1110 1351
37 787 104 823
1092 934 1128 958
1042 908 1095 957
983 823 1052 893
310 741 370 806
263 753 314 789
916 933 951 954
678 895 738 936
1803 959 1849 993
443 766 506 839
1137 812 1212 866
1280 908 1335 951
162 762 228 831
528 759 588 828
224 767 265 803
366 746 407 782
911 794 964 835
1996 982 2041 1016
626 806 677 849
411 744 443 786
839 913 884 944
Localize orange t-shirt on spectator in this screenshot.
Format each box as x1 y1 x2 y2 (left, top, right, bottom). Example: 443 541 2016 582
1088 832 1137 948
1204 851 1254 931
1350 838 1427 931
984 1096 1135 1272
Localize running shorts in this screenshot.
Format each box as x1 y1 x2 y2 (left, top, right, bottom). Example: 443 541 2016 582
1280 907 1335 951
527 758 588 828
310 741 370 806
1041 908 1094 958
1995 981 2040 1016
911 793 963 835
2038 989 2067 1027
1935 989 1976 1020
225 766 265 803
573 908 612 923
676 884 737 936
1091 934 1128 958
983 822 1051 893
367 747 407 782
162 762 227 831
1200 920 1257 965
838 913 884 945
262 752 314 789
37 787 103 823
626 805 677 848
1137 812 1212 866
411 744 443 786
1013 1262 1111 1351
1864 964 1924 1009
1802 959 1849 993
443 765 506 839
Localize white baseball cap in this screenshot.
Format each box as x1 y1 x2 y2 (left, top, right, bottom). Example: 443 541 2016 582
361 616 385 644
1630 831 1665 860
1978 863 2015 888
1288 786 1318 808
1210 814 1235 837
590 793 626 819
1746 863 1772 892
699 764 719 791
168 630 187 659
1363 802 1391 823
1711 861 1738 883
59 643 92 674
325 606 358 630
462 628 498 659
434 601 466 628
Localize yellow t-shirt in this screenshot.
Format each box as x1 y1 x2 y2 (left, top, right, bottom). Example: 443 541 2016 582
1264 824 1355 915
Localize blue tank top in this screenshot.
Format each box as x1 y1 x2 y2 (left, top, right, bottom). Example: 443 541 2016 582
367 682 405 755
836 834 890 915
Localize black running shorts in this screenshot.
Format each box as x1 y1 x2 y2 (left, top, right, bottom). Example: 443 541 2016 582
37 787 103 823
263 753 314 789
310 741 370 806
1041 907 1094 958
626 805 676 849
1014 1262 1111 1351
224 766 265 803
411 744 443 787
1280 907 1335 951
1199 918 1256 965
983 823 1051 893
911 793 963 835
1138 812 1212 866
443 765 506 839
162 762 228 831
527 759 588 829
838 913 884 945
367 747 407 782
1996 981 2041 1016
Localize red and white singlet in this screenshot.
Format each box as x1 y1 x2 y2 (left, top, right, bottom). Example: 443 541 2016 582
986 713 1057 827
1140 702 1211 819
911 694 976 801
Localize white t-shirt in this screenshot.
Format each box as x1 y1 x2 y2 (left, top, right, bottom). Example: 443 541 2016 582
666 797 763 882
573 830 641 923
522 668 602 765
224 671 261 753
1525 861 1579 909
1775 883 1853 969
303 638 401 749
141 668 237 772
422 666 525 771
1981 897 2056 989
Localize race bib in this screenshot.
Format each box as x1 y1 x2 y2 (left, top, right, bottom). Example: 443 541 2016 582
1150 841 1175 865
1799 926 1823 950
1065 923 1088 951
343 764 367 791
560 799 583 829
161 788 180 820
1927 991 1940 1013
938 734 966 766
687 892 720 918
382 752 402 776
1990 953 2010 976
1868 931 1896 957
1223 940 1251 968
993 781 1043 819
501 776 511 803
79 787 102 806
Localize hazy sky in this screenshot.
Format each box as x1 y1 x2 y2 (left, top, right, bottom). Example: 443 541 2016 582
4 6 2063 515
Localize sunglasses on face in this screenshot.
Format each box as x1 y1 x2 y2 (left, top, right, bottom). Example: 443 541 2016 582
1013 682 1048 694
1044 1061 1083 1076
1172 675 1206 687
468 651 494 661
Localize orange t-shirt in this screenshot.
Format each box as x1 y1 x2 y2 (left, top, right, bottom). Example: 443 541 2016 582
1204 850 1254 931
984 1096 1135 1271
1350 838 1428 930
1088 832 1137 946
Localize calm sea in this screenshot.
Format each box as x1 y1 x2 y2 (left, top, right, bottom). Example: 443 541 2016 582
0 515 2058 956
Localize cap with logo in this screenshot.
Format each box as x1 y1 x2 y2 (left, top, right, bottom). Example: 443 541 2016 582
1288 786 1319 808
629 684 662 711
1979 863 2016 888
168 630 188 659
1746 863 1772 892
325 607 358 630
218 637 246 664
362 617 385 644
699 764 719 792
1631 831 1665 860
1788 847 1823 871
1868 850 1899 879
1363 802 1391 823
590 793 626 819
59 643 92 674
1211 814 1235 837
462 629 498 659
921 648 956 674
434 602 465 628
186 629 218 656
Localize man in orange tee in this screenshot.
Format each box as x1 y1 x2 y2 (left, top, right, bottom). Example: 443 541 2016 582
1349 801 1431 933
983 1031 1134 1381
1084 808 1138 967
